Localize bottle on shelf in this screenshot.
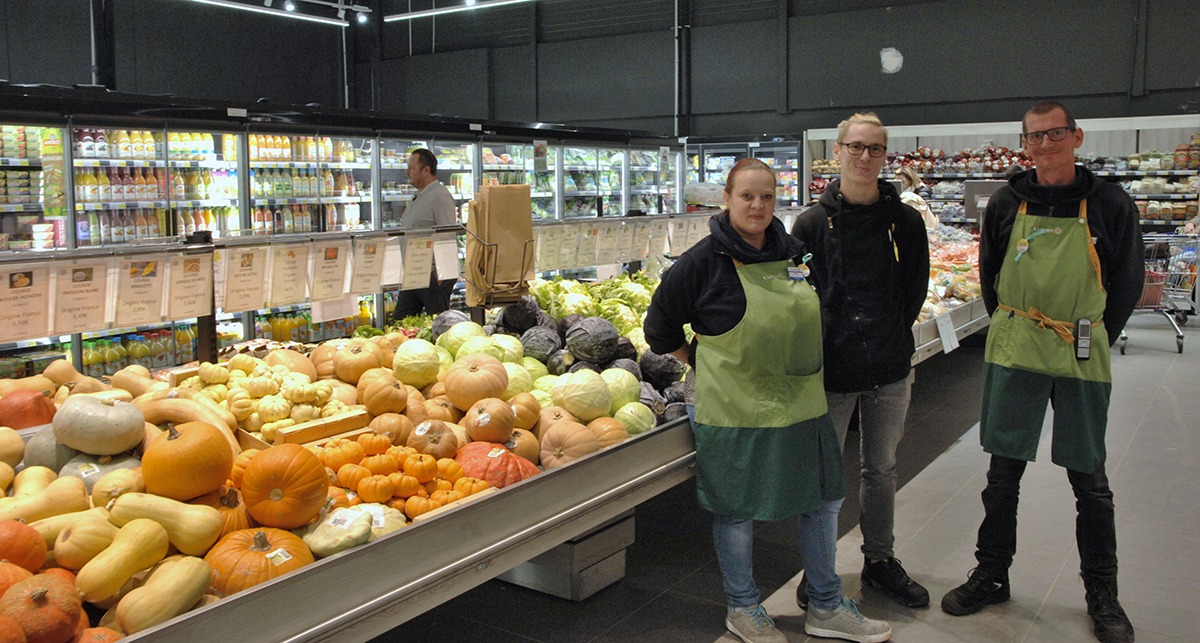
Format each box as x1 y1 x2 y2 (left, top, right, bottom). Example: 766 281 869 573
97 167 112 202
115 130 132 158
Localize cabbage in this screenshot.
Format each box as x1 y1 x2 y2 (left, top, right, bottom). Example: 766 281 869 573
436 321 486 357
639 350 685 390
550 370 612 422
530 388 553 408
601 368 640 415
533 375 560 394
567 361 601 373
554 293 595 320
546 349 576 376
491 333 524 363
455 335 503 361
434 345 454 378
598 299 641 336
614 337 638 362
519 326 562 363
431 309 471 341
565 317 620 363
639 382 666 416
392 338 440 389
535 310 558 331
624 328 650 358
662 402 689 424
520 356 549 382
557 314 584 340
502 362 533 399
614 402 656 435
662 381 686 404
604 358 641 381
496 296 542 333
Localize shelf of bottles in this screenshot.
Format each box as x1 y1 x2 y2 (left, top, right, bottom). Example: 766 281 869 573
69 127 240 245
0 124 65 250
247 133 369 235
686 153 700 187
78 321 202 378
628 150 659 214
562 147 600 218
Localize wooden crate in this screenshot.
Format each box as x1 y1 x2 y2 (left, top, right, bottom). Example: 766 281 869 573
235 409 372 450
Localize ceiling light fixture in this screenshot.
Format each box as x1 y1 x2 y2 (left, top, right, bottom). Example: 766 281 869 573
356 10 367 23
263 0 272 6
176 0 349 26
384 0 535 23
284 0 296 10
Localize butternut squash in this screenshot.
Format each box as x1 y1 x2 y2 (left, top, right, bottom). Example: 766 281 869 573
134 398 240 457
114 555 211 634
0 426 24 467
91 467 146 508
0 461 13 495
54 518 119 570
29 507 110 550
0 374 56 397
43 359 87 386
109 365 168 398
0 475 89 523
10 465 57 498
76 518 169 603
133 389 238 432
108 493 223 556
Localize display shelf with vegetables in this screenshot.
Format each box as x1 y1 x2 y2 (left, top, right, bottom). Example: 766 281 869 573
599 148 625 217
1 124 64 250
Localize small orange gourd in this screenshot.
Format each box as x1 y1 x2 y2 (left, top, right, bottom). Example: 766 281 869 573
361 454 399 476
453 476 490 496
356 432 393 457
403 453 438 483
403 495 442 520
336 464 371 491
356 475 395 503
0 521 47 573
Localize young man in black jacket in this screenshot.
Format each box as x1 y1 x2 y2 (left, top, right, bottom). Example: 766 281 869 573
790 113 931 608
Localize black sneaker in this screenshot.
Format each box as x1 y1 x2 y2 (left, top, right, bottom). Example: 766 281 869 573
795 573 809 610
1084 577 1134 643
862 558 930 607
941 567 1010 616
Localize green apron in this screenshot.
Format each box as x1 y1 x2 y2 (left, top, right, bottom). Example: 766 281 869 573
981 200 1112 472
692 258 845 520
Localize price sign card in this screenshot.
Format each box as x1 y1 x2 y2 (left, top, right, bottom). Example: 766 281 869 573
558 229 580 270
349 237 387 294
51 260 110 335
538 226 564 271
0 265 51 343
311 292 358 325
212 249 227 311
269 244 311 307
380 237 404 286
310 240 351 302
167 254 213 321
400 236 434 291
618 220 637 261
633 221 653 260
575 223 599 267
596 222 621 265
649 220 669 256
685 218 707 248
115 255 167 327
533 140 549 172
668 218 689 254
224 246 268 313
432 232 460 281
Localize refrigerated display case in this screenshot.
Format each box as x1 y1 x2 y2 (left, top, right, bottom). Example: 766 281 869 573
700 144 747 185
377 138 475 228
599 147 625 216
752 142 800 206
480 142 558 220
628 149 660 214
660 148 681 213
0 123 66 250
562 146 599 218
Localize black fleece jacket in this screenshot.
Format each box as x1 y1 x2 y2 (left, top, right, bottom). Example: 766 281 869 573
790 179 930 393
644 211 807 364
980 167 1143 344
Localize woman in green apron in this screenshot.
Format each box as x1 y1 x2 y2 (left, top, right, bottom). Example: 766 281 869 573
644 159 891 643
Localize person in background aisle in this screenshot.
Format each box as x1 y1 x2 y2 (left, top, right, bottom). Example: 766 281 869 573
940 100 1142 643
896 166 938 229
644 158 891 643
1183 213 1198 234
393 148 458 320
789 113 931 610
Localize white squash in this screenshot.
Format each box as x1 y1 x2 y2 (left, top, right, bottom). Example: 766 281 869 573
52 395 146 455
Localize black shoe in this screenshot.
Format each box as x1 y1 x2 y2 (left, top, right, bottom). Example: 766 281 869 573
1084 577 1135 643
941 567 1010 616
862 557 930 607
795 573 809 610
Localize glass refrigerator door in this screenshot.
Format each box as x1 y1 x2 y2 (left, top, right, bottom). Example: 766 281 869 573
598 147 625 216
686 151 700 186
72 126 171 246
480 142 557 220
660 150 680 213
164 128 240 239
377 139 421 230
702 146 745 184
2 124 66 250
319 135 371 232
433 140 475 220
628 149 659 214
247 132 320 236
562 146 599 218
754 146 800 205
532 145 558 220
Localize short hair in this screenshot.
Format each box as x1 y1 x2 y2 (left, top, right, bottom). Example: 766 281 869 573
836 112 888 145
895 166 922 190
724 158 776 194
1023 100 1077 133
409 148 438 174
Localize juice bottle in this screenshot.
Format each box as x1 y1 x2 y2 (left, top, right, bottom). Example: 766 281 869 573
99 340 116 376
80 167 98 201
357 300 372 328
200 169 212 199
97 167 112 202
119 210 134 242
94 130 109 158
116 130 132 158
167 327 183 365
304 136 316 162
130 130 145 159
323 168 335 195
201 133 214 159
271 314 287 341
170 171 185 202
280 136 291 161
224 207 239 236
281 205 294 234
131 209 147 239
79 129 95 158
190 209 204 233
114 168 128 201
122 168 136 201
154 168 167 197
252 207 264 235
333 170 347 197
167 132 181 159
259 317 274 340
134 167 148 200
266 208 278 235
144 209 159 238
275 135 287 160
144 332 162 368
248 134 259 161
290 169 303 197
80 342 96 377
127 334 149 368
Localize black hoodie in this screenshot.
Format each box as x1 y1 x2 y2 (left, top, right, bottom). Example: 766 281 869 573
980 166 1143 344
790 179 930 393
644 211 807 361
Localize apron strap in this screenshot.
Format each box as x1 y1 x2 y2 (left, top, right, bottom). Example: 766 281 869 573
1017 199 1104 290
996 303 1104 344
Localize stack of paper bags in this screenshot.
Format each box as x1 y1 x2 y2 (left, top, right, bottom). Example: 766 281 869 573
465 184 535 306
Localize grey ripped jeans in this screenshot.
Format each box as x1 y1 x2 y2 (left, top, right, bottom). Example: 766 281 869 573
826 371 913 562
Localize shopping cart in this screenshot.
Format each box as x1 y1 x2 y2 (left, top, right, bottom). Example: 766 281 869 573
1118 233 1198 354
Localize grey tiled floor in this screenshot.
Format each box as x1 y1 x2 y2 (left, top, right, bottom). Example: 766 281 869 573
748 313 1200 642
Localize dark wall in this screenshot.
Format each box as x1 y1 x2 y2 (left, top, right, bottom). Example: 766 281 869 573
1 1 92 87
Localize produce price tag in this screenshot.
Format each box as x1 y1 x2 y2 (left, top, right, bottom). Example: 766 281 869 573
380 237 404 287
618 220 638 261
649 220 669 256
537 226 564 271
0 264 51 344
310 240 352 302
51 260 110 336
328 508 357 529
432 232 459 281
115 254 168 327
686 218 707 248
575 223 599 267
223 246 269 313
212 249 227 311
596 222 621 264
668 218 689 254
349 237 386 295
399 236 434 291
558 229 580 270
633 221 653 260
268 244 311 307
311 292 357 324
265 548 293 567
935 313 961 353
167 253 214 321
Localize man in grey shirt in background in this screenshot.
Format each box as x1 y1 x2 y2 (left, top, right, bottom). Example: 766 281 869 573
394 148 458 320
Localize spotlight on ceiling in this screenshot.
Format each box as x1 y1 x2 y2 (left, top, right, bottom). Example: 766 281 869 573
356 10 367 23
263 0 272 5
284 0 295 10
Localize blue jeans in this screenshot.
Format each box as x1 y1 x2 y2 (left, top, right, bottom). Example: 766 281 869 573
827 372 913 562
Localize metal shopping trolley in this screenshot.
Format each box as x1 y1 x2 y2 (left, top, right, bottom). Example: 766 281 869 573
1118 233 1199 354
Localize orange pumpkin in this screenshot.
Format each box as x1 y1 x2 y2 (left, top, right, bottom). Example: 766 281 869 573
423 478 452 494
308 339 352 381
74 627 124 643
462 397 516 443
141 421 234 501
361 454 399 476
325 487 353 510
332 339 384 384
587 417 630 448
322 440 365 472
508 392 541 430
403 495 442 520
402 453 438 483
386 445 418 461
203 528 314 597
0 521 46 573
0 390 57 430
356 475 394 503
503 428 541 465
454 442 539 489
191 486 256 537
422 381 447 399
430 489 465 505
540 421 601 469
388 473 422 499
444 354 508 411
0 614 24 643
385 498 408 512
423 397 462 423
0 562 32 598
453 476 490 496
37 569 74 587
436 458 465 483
0 574 81 643
535 406 577 441
230 448 261 488
404 385 426 408
357 371 408 416
240 444 329 529
336 464 371 491
368 414 414 446
356 431 393 457
406 420 460 460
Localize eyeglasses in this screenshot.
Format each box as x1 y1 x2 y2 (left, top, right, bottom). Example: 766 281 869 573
840 142 887 158
1021 126 1075 145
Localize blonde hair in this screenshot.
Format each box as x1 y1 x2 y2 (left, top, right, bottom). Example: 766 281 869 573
836 112 888 145
896 166 921 190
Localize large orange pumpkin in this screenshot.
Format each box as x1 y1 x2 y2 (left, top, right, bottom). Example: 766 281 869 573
308 339 352 381
406 420 460 460
0 574 82 643
0 521 46 573
534 406 577 441
332 339 383 385
462 398 516 443
443 354 507 411
0 562 32 598
240 444 329 529
357 372 408 416
203 528 314 597
190 486 256 537
0 614 24 643
454 442 539 489
230 449 261 488
141 421 234 501
540 421 601 469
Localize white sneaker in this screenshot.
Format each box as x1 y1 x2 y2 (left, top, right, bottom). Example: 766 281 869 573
726 604 787 643
804 596 892 642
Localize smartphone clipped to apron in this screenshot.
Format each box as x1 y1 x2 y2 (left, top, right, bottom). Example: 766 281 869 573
1075 318 1091 360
